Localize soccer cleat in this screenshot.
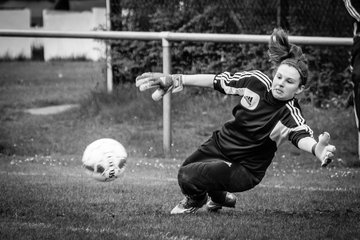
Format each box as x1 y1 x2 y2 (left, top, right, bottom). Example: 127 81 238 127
206 192 237 212
170 195 208 214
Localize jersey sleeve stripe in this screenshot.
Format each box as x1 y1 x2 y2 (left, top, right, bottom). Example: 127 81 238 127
215 71 271 92
216 72 249 95
293 105 305 124
291 124 314 137
214 71 231 83
285 101 305 126
252 70 272 90
220 81 245 95
285 101 314 137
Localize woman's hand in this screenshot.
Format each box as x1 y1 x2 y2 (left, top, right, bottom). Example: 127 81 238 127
313 132 336 167
135 73 183 101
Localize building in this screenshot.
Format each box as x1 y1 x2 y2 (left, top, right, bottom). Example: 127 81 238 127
0 0 105 27
0 0 107 60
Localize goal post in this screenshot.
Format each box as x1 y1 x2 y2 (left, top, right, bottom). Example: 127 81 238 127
105 0 113 93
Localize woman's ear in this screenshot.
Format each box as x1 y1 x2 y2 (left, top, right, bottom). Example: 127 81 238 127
295 85 305 95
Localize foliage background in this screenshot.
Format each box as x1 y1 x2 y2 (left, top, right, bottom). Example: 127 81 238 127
108 0 355 108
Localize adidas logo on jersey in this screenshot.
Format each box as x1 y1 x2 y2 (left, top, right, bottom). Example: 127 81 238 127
244 96 253 106
240 88 260 110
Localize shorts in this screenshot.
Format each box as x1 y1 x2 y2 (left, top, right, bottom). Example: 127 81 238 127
177 137 262 202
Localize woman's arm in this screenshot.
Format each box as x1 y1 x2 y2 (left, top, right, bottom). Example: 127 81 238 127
297 133 336 167
135 73 216 101
182 74 216 88
297 136 317 155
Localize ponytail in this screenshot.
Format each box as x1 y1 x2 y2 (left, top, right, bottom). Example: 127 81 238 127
268 28 309 85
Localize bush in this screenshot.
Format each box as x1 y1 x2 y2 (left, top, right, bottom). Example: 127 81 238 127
108 0 354 107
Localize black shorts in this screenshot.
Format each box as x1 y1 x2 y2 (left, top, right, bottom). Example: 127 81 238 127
177 137 262 198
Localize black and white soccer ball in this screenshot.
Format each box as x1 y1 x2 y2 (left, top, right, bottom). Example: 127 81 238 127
82 138 127 182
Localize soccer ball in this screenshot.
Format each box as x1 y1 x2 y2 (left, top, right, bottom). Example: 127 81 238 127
82 138 127 182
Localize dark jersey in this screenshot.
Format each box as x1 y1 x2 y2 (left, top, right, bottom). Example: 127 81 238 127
204 70 314 175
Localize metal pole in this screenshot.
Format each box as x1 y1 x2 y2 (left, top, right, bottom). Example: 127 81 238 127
105 0 113 93
0 29 353 46
162 33 171 156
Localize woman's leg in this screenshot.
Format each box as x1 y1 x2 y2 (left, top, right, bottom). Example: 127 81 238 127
178 150 261 201
171 135 262 214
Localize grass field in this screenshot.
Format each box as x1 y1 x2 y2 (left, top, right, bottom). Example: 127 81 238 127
1 61 360 239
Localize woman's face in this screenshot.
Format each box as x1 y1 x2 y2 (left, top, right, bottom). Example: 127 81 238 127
271 64 304 101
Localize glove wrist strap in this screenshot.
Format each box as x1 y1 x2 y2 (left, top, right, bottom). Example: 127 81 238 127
170 74 184 93
311 143 317 156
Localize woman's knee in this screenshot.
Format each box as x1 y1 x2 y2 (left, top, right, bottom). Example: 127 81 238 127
177 165 207 196
178 166 195 184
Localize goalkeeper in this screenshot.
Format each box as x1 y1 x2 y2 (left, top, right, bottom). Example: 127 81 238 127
136 28 336 214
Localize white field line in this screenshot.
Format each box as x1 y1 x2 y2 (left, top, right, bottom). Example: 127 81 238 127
1 220 204 240
0 221 127 237
25 104 80 115
1 170 359 193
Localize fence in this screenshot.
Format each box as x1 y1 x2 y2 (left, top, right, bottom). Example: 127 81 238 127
0 29 352 155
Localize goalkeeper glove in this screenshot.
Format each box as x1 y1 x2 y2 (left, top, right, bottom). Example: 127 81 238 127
135 73 183 101
312 132 336 167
